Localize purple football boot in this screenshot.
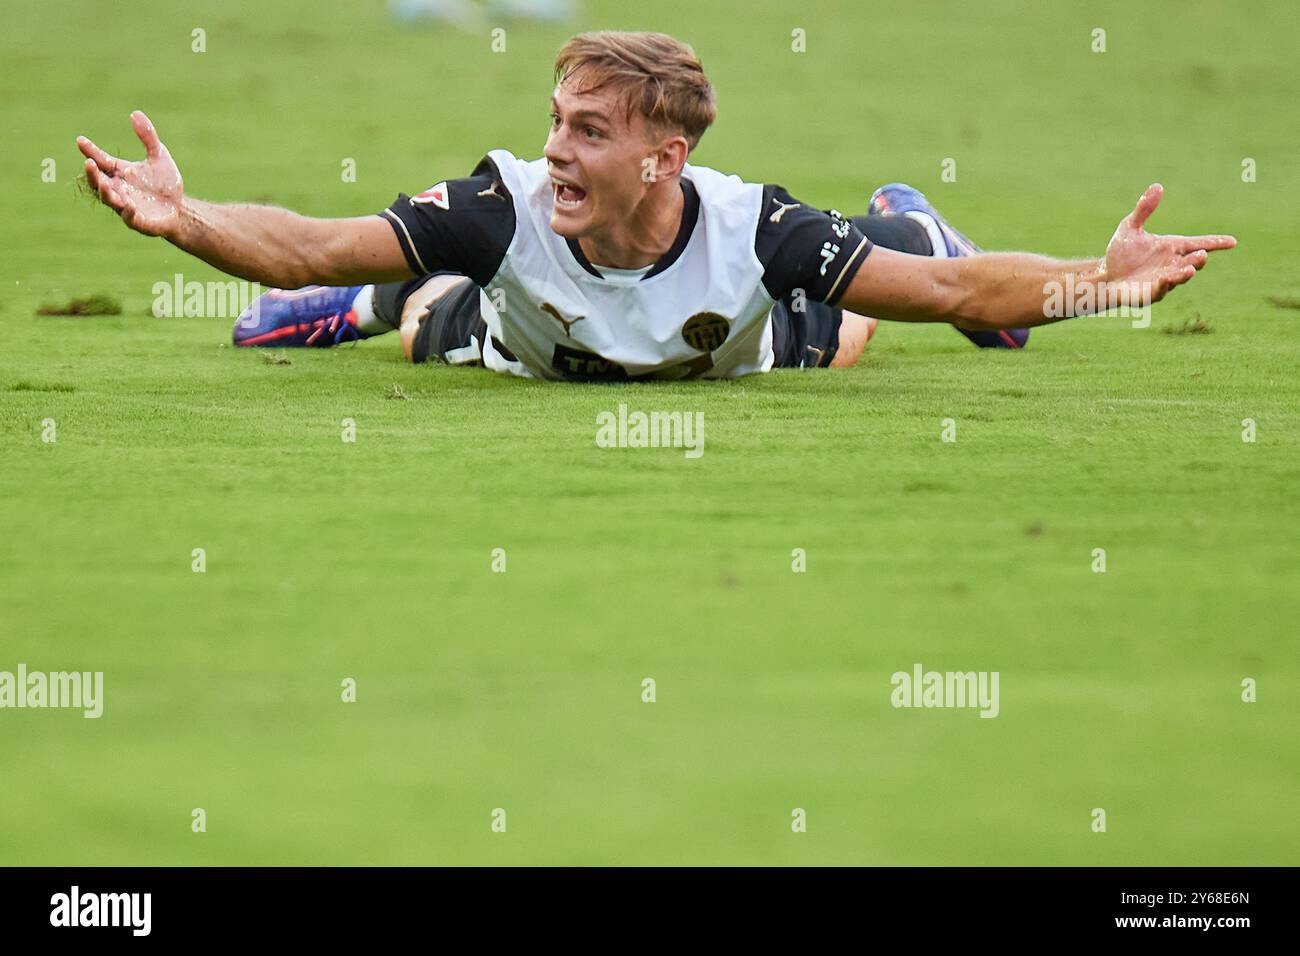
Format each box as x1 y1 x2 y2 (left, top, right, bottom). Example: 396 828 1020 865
868 183 1029 349
232 285 367 348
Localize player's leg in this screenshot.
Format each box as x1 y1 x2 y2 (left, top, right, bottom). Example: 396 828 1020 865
392 275 461 361
389 273 488 366
770 296 864 369
230 273 481 362
851 213 934 256
857 184 1030 349
831 310 877 368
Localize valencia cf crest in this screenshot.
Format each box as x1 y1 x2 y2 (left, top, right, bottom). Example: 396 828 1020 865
412 182 450 209
681 312 730 352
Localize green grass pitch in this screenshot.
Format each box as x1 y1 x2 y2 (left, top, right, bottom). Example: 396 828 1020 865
2 0 1297 865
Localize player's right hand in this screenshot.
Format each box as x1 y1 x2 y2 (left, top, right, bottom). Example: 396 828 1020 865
77 111 183 239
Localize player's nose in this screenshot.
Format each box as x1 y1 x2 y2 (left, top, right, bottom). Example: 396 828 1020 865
544 127 574 166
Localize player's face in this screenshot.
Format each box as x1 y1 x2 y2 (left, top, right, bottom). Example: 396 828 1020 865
544 83 658 238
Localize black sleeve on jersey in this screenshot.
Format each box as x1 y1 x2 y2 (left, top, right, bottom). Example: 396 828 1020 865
754 184 873 306
379 155 516 286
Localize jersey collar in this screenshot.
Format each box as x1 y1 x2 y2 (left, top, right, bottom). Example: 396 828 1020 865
564 178 700 281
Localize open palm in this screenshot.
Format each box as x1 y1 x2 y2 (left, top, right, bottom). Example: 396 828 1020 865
1103 184 1236 305
77 111 183 238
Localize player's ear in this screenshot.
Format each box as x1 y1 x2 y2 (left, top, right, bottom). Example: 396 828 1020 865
650 135 689 182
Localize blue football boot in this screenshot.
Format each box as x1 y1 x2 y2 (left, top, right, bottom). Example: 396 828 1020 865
232 285 367 348
868 183 1029 349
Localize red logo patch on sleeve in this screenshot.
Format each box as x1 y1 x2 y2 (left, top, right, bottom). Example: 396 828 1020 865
412 182 450 210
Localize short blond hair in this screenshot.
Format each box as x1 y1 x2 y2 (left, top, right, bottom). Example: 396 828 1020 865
554 31 717 150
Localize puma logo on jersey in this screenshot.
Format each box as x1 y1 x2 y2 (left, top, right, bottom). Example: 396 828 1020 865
477 180 506 202
541 302 585 337
769 198 800 223
818 241 841 276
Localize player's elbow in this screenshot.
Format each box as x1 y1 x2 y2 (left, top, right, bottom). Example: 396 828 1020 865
933 268 990 329
293 218 410 288
231 243 320 291
943 263 1018 331
272 242 345 290
889 255 990 328
249 216 360 289
950 311 1000 332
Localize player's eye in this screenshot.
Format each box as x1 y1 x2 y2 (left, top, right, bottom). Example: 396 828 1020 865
550 113 561 129
584 126 602 140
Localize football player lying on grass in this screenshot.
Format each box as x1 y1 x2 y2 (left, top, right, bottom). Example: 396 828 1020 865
77 31 1236 381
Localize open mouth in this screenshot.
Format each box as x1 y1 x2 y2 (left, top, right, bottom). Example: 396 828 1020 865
552 178 587 209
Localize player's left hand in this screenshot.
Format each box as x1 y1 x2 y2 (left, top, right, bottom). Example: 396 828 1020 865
1103 184 1236 304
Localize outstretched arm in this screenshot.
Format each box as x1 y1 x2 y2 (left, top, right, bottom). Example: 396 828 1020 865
838 184 1236 329
78 111 413 289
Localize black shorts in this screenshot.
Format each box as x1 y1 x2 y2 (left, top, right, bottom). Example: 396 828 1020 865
769 297 843 369
409 273 842 370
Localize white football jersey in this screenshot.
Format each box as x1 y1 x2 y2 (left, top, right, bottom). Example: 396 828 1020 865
381 149 872 381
